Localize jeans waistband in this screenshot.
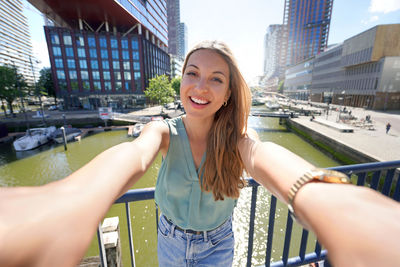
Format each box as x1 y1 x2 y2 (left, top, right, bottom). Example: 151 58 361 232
163 214 229 235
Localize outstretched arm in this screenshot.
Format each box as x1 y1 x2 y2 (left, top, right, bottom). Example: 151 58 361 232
0 121 168 267
239 135 400 267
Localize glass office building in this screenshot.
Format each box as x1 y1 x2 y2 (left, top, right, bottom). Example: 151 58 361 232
32 0 170 109
282 0 333 67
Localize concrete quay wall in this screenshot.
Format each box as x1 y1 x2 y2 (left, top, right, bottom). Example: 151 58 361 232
287 119 376 164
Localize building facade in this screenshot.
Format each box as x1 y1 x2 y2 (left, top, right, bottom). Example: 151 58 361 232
167 0 186 59
263 24 284 79
285 24 400 110
284 57 314 100
0 0 39 85
282 0 333 67
30 0 170 109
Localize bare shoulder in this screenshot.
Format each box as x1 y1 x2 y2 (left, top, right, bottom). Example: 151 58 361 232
245 127 260 141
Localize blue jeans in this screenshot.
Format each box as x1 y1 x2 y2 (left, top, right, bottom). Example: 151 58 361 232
157 214 234 266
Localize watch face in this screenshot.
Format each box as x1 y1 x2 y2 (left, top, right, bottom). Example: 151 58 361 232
313 169 351 184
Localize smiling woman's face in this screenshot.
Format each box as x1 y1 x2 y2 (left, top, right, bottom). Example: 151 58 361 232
180 49 231 120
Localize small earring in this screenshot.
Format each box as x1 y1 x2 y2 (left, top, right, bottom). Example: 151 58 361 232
223 101 227 106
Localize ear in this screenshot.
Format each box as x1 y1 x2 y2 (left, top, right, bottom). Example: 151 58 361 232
224 90 231 102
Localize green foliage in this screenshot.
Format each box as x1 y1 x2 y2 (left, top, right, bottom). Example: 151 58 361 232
0 65 28 116
37 67 55 99
277 81 284 94
145 75 175 106
171 76 181 95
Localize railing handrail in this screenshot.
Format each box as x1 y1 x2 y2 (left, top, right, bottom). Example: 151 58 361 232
107 160 400 266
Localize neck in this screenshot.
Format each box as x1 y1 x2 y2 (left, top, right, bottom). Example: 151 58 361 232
182 115 213 142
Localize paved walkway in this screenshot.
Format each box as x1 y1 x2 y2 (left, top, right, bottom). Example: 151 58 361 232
291 106 400 162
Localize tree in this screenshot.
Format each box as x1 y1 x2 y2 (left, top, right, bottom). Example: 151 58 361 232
171 76 181 96
38 67 56 105
277 81 284 94
0 65 27 117
144 75 175 109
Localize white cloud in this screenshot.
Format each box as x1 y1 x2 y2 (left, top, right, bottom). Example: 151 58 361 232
369 0 400 14
361 15 380 25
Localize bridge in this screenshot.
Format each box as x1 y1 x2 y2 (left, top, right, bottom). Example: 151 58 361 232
95 160 400 267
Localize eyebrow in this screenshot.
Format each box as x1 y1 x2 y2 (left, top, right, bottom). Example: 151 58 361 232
187 64 227 77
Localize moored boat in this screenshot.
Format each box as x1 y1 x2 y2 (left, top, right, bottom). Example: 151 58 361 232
132 123 144 137
13 126 56 151
50 127 82 144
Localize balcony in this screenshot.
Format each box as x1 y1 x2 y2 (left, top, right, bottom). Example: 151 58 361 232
96 160 400 266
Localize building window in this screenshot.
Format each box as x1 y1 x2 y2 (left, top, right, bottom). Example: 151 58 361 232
100 37 107 48
81 70 89 80
56 70 65 79
133 61 140 71
110 38 118 49
102 60 109 69
76 35 84 46
50 33 59 45
91 60 99 69
89 49 97 58
101 49 108 59
92 71 100 80
63 34 72 45
113 61 120 70
122 50 129 60
93 81 101 91
82 81 90 90
132 51 139 60
55 58 63 68
114 71 121 80
103 71 111 80
125 81 131 90
112 50 119 59
115 81 122 90
79 60 88 69
69 70 77 79
65 47 74 57
124 72 131 80
77 48 86 58
123 61 130 70
67 59 75 69
131 38 139 50
52 47 62 56
104 82 112 90
121 39 128 49
88 36 96 47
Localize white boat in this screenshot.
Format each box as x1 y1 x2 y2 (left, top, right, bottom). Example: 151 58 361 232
50 127 82 144
265 100 280 110
13 126 56 151
132 123 144 137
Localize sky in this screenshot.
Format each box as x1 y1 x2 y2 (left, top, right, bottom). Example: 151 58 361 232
24 0 400 82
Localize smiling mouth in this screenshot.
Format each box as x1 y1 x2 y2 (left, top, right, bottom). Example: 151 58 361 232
190 96 210 105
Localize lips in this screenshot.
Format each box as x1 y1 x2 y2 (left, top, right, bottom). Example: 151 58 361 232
190 96 210 105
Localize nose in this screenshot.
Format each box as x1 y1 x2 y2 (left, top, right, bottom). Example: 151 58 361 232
194 77 208 92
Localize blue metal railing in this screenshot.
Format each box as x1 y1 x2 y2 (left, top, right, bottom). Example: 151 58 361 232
97 160 400 266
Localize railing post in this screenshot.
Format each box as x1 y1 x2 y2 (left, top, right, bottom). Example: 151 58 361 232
102 217 122 267
246 185 258 267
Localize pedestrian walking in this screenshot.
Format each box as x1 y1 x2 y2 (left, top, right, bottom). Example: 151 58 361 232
386 122 391 134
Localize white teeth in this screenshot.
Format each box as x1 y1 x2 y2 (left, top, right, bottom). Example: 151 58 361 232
190 97 208 104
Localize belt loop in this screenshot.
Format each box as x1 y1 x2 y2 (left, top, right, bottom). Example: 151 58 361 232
203 231 208 242
169 224 176 238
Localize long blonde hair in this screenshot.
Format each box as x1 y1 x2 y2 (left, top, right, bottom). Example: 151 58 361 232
182 41 252 200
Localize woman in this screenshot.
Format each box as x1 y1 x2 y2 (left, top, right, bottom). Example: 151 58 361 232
1 41 400 267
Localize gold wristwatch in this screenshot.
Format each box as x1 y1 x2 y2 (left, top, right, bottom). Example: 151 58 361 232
288 168 351 225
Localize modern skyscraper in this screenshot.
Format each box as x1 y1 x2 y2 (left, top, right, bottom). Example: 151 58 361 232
167 0 186 59
29 0 170 109
0 0 39 85
263 24 284 79
282 0 333 67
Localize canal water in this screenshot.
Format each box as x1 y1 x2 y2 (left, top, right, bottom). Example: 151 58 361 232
0 113 339 266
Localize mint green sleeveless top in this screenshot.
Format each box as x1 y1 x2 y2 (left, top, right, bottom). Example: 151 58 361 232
155 117 237 231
